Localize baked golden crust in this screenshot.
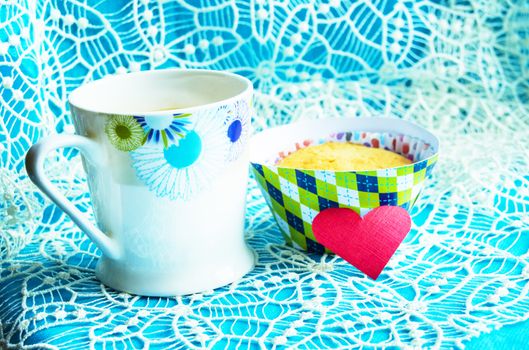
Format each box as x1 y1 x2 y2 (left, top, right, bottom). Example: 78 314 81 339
276 142 412 171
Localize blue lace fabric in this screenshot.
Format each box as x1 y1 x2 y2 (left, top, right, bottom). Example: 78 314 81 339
1 1 529 348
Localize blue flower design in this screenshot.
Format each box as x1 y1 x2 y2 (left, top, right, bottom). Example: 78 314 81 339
224 100 251 162
131 108 227 200
134 113 192 148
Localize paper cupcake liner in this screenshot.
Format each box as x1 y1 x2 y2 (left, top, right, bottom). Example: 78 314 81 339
250 117 439 253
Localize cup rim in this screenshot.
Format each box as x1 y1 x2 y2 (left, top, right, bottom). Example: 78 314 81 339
68 68 253 115
249 117 440 172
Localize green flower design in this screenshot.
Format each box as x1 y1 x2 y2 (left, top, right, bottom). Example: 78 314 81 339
105 115 144 151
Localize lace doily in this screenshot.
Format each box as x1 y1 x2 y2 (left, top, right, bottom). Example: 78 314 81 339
1 0 529 348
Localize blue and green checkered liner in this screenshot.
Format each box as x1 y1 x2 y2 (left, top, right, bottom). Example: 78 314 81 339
251 139 438 253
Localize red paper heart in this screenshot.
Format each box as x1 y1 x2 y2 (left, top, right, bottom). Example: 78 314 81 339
312 206 411 280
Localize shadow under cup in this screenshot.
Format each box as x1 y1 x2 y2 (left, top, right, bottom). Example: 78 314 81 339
250 117 439 254
27 69 255 296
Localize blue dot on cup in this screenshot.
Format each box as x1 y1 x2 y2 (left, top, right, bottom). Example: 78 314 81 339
227 119 242 143
163 131 201 168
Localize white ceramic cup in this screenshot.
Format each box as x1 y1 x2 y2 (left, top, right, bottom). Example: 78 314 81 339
25 69 255 296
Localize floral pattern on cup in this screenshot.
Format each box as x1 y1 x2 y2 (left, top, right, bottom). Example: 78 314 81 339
224 100 250 162
134 113 192 148
103 102 250 200
130 107 227 200
104 115 145 151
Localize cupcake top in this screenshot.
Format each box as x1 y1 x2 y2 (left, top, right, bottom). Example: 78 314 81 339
276 141 412 171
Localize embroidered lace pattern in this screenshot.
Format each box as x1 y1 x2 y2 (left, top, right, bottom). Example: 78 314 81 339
1 0 528 348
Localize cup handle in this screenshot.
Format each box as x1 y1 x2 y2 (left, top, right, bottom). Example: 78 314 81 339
25 134 122 260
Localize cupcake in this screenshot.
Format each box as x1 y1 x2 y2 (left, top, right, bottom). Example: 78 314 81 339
249 117 439 253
